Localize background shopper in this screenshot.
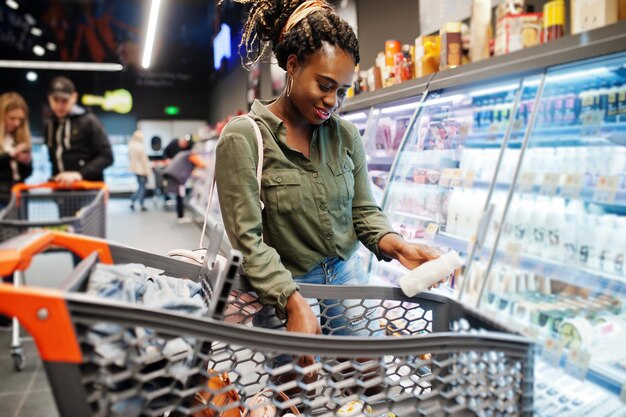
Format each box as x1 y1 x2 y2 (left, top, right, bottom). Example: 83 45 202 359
0 92 32 209
44 76 113 187
128 129 151 211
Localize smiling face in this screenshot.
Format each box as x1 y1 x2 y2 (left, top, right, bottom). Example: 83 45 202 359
287 42 355 126
4 108 26 134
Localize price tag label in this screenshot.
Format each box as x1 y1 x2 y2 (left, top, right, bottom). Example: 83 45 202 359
424 223 439 241
593 175 619 204
465 234 477 253
450 169 464 187
561 173 584 199
440 169 453 187
505 241 522 267
542 336 564 368
518 171 537 193
463 170 476 188
525 325 540 340
564 349 590 381
540 173 561 196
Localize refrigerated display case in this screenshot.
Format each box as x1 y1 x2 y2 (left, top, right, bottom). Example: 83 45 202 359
467 52 626 417
362 22 626 416
341 80 429 198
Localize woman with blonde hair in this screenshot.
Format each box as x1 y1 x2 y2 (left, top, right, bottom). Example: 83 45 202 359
0 92 32 208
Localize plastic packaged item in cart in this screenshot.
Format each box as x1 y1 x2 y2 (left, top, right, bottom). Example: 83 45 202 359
335 399 372 417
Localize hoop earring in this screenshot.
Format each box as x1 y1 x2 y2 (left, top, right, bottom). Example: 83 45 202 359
286 76 293 98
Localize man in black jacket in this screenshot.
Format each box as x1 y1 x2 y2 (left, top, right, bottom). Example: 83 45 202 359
44 76 113 187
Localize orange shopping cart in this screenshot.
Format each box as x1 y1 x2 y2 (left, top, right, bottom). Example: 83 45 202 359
0 181 108 370
0 230 534 417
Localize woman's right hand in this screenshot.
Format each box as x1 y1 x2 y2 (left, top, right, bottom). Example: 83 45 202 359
285 291 321 335
285 291 321 377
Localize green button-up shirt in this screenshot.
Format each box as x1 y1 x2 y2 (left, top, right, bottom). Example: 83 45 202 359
215 100 396 319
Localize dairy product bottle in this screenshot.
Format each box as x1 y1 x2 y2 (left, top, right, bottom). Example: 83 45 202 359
514 196 533 245
528 196 549 255
446 188 461 235
545 197 566 260
562 200 585 263
399 250 463 297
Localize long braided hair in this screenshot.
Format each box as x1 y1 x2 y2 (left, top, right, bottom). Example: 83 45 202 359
229 0 359 71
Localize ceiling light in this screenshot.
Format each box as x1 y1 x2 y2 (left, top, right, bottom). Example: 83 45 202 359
26 71 37 82
30 27 42 37
32 45 45 56
142 0 162 69
24 13 35 25
46 42 56 51
0 60 123 71
6 0 18 10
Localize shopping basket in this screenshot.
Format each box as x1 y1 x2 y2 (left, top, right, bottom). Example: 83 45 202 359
0 181 108 242
0 230 534 417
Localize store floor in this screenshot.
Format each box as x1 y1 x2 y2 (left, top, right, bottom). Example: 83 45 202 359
0 197 202 417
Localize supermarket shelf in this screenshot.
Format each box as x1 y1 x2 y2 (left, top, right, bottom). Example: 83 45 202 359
472 180 626 207
482 309 626 396
367 155 395 171
393 210 437 223
433 232 626 297
464 122 626 148
342 21 626 112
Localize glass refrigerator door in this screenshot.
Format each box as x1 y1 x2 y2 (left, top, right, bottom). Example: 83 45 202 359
370 78 531 288
473 52 626 416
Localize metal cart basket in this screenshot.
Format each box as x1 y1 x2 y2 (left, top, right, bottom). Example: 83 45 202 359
0 181 108 243
0 181 108 370
0 231 534 417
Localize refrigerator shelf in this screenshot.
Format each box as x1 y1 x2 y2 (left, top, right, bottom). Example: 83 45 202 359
471 180 626 208
432 231 626 297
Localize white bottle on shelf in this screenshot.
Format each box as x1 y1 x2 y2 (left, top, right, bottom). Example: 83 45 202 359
399 250 463 297
611 218 626 277
598 217 617 273
528 196 549 255
513 195 533 245
578 214 598 267
545 197 566 260
562 200 585 263
502 195 520 244
446 188 461 235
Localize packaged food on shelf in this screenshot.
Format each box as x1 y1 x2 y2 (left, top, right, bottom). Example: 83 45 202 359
571 0 618 35
470 0 492 63
440 22 463 70
414 35 440 78
543 0 566 42
495 12 543 56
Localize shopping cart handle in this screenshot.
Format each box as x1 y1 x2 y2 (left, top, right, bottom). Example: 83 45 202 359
11 180 107 194
0 230 113 275
0 284 82 363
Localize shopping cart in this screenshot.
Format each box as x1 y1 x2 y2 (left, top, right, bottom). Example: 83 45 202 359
0 181 108 242
0 181 108 370
0 230 534 417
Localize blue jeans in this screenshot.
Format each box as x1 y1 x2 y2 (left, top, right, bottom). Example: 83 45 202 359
131 175 147 206
254 253 382 337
